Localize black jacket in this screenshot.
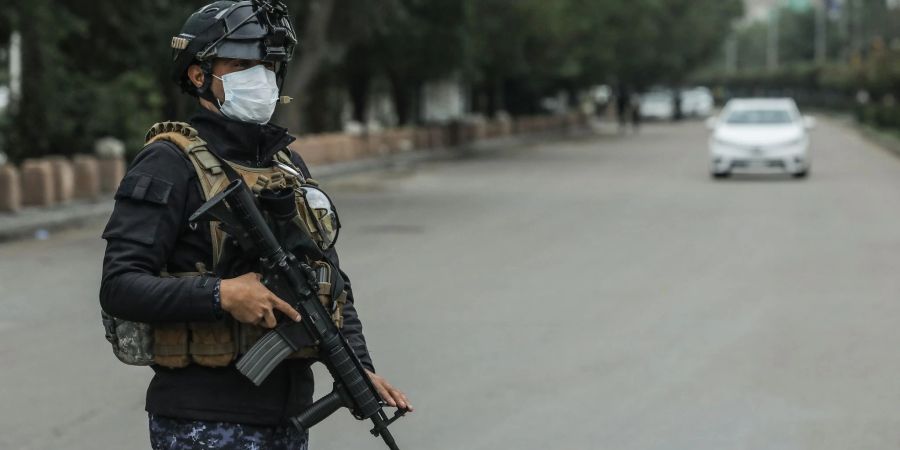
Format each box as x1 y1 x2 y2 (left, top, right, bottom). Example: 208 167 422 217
100 108 373 426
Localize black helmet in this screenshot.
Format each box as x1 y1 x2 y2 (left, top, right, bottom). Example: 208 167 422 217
171 0 297 99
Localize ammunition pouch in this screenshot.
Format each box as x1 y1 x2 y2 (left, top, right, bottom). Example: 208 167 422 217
103 266 347 368
102 310 155 366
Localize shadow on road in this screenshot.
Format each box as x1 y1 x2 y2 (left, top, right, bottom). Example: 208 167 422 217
714 173 807 183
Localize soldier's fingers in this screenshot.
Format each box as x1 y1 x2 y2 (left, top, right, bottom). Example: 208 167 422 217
271 296 302 322
394 390 413 411
374 382 396 407
387 387 407 410
254 312 266 326
366 372 396 406
262 307 277 328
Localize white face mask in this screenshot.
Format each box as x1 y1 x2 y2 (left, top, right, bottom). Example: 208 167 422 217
214 65 280 125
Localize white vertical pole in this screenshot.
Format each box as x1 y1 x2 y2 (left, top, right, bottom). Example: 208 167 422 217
851 0 862 55
9 31 22 106
725 35 738 74
815 0 827 63
767 9 780 71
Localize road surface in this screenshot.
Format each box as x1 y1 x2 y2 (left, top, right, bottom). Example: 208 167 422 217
3 117 900 449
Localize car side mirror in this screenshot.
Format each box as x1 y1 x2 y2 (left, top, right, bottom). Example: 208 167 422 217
705 117 718 130
803 115 816 130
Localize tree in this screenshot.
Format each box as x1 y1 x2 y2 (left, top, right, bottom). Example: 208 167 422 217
647 0 744 85
5 0 85 161
0 0 750 159
276 0 403 132
2 0 200 161
371 0 467 125
462 0 576 115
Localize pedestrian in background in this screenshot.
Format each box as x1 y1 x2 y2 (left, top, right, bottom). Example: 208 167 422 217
630 92 642 134
616 85 632 134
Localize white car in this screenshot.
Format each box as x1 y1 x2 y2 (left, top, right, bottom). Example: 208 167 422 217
708 98 814 178
680 87 714 118
639 91 675 120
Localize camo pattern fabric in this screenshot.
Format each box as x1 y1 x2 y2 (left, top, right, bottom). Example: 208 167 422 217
101 311 154 365
149 413 309 450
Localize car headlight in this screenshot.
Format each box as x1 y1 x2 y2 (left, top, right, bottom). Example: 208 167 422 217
713 137 738 147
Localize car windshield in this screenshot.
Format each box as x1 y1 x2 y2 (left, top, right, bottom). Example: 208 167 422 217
725 108 794 125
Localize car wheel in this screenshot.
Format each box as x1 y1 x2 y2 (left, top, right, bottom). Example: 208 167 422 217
711 171 731 179
792 169 809 179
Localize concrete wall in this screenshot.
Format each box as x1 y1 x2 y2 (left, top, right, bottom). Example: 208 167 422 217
0 165 21 212
20 159 55 207
0 155 125 214
0 114 583 215
290 113 582 165
73 155 101 200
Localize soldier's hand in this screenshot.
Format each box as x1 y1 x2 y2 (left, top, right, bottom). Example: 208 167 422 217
220 272 301 328
366 370 413 412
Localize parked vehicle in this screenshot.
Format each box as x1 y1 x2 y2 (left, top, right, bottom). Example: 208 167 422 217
639 87 713 120
639 90 675 120
708 98 815 179
680 87 714 118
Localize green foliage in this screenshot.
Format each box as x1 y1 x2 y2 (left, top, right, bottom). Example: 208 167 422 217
2 0 201 162
353 0 468 124
459 0 742 114
5 0 83 161
1 0 745 159
646 0 744 84
83 72 167 159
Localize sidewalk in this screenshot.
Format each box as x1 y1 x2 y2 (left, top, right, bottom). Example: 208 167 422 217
0 128 599 243
857 122 900 160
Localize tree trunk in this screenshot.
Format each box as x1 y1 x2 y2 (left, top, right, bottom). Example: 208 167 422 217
11 3 50 159
469 84 482 115
494 77 505 115
388 72 412 126
485 78 498 118
347 69 370 124
411 81 424 124
566 85 578 113
276 0 344 134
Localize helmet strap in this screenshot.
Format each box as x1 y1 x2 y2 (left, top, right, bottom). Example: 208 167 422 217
275 61 288 92
196 60 221 109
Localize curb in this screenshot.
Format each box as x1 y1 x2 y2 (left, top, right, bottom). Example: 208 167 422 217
0 198 115 243
856 122 900 159
0 129 593 243
311 130 587 180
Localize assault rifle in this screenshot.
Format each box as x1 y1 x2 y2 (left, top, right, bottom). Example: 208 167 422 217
189 179 406 449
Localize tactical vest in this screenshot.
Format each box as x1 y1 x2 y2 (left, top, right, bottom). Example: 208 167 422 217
102 121 346 369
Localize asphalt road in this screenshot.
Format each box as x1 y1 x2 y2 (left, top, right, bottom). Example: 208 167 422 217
3 117 900 450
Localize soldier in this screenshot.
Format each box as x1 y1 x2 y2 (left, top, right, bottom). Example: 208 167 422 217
99 1 411 448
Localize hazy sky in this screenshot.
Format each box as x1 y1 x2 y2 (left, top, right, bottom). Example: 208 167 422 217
745 0 781 20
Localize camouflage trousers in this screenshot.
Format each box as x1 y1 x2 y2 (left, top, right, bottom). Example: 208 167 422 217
149 413 309 450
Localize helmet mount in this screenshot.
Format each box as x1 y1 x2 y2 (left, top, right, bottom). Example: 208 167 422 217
171 1 297 98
